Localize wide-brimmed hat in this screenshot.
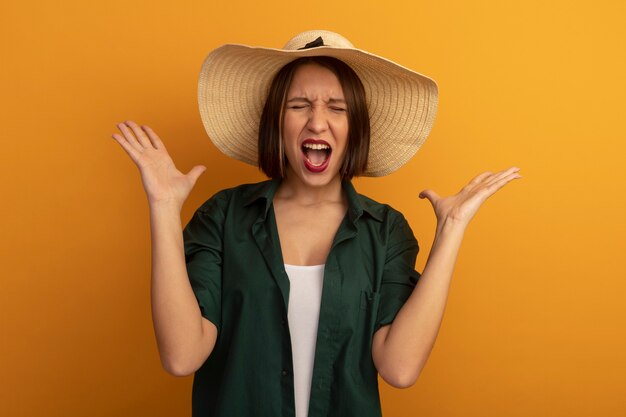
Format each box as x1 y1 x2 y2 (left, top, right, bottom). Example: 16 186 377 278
198 30 438 177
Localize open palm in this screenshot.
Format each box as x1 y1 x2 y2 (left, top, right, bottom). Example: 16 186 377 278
112 120 206 209
419 167 522 227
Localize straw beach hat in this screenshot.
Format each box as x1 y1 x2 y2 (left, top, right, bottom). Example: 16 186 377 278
198 30 438 177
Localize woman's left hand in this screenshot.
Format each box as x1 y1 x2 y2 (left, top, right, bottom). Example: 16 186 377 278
418 166 522 228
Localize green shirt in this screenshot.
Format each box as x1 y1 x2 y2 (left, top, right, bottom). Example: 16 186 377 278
183 179 421 417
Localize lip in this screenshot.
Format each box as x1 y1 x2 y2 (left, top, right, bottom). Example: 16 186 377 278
301 138 332 173
302 138 331 146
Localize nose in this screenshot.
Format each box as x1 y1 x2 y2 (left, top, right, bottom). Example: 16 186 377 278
306 107 329 134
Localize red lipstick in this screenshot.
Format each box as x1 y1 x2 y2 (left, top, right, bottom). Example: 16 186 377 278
301 139 332 173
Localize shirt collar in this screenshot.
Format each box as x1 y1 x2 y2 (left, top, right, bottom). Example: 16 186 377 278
242 178 281 218
342 179 384 223
242 178 384 223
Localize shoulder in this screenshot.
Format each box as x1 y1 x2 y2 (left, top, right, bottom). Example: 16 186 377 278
354 191 417 248
184 180 275 236
355 191 407 225
195 180 275 214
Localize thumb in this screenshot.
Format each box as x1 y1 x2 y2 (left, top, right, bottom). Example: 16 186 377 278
186 165 207 185
418 189 440 204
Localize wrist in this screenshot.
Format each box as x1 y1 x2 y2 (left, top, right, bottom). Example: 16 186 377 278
149 198 183 214
436 216 468 235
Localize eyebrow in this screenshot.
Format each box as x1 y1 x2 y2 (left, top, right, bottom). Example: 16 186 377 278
286 97 346 104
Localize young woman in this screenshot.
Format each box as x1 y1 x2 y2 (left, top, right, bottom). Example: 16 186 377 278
112 31 520 417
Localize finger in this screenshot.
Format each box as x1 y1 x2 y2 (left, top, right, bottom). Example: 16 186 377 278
141 125 166 150
124 120 154 149
117 122 144 153
418 189 440 204
112 133 142 163
485 166 520 187
483 172 522 195
468 171 493 185
186 165 207 185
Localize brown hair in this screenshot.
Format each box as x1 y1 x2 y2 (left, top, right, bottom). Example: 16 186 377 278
258 56 370 179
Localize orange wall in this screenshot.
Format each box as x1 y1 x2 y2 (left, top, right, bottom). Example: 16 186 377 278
1 0 625 416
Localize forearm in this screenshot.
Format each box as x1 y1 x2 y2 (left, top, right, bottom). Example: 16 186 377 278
149 202 211 375
375 218 466 386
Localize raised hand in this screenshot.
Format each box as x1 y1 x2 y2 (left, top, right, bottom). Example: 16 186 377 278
112 120 206 210
418 166 522 228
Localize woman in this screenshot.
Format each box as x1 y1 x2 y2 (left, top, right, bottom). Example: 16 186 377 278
112 30 520 417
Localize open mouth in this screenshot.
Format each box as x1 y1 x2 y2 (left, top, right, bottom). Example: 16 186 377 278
301 139 332 172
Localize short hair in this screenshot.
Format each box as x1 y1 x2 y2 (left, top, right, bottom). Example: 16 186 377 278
258 56 370 179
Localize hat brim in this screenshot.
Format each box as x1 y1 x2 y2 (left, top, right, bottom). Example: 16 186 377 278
198 44 438 177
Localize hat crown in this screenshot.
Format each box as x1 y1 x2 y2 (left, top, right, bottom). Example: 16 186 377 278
282 30 355 50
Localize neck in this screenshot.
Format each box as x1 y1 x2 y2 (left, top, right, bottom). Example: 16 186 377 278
275 172 345 206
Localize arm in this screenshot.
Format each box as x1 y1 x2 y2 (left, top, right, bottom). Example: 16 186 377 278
150 202 217 376
372 167 522 388
112 120 216 376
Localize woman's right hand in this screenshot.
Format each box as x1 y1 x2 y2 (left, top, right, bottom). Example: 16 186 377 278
112 120 206 210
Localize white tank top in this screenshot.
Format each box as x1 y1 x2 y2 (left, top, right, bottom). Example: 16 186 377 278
284 263 324 417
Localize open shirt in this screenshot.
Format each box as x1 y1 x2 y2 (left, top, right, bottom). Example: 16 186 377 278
183 179 421 417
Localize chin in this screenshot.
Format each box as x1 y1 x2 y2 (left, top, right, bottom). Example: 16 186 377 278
288 165 342 188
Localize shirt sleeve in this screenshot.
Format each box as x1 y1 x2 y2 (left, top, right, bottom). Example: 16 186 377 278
375 211 421 332
182 192 228 334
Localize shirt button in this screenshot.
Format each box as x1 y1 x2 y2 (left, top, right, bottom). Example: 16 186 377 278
281 369 289 377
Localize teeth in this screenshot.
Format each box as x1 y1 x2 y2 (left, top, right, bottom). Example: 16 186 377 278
302 143 330 150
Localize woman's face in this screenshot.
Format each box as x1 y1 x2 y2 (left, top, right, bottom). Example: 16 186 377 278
282 63 349 188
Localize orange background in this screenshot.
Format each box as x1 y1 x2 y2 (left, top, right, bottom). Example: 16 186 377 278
1 0 625 416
